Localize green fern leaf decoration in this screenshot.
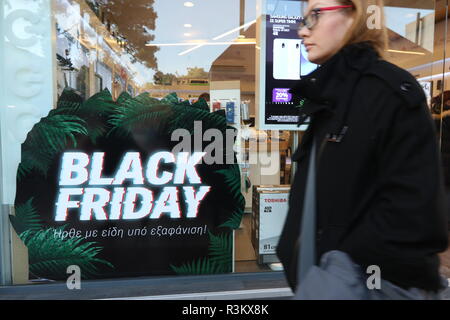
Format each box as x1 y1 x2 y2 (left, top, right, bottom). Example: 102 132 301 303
20 227 113 280
56 88 116 144
212 109 226 118
170 257 224 275
57 87 83 110
82 89 117 117
208 231 232 272
133 92 160 105
170 231 233 275
214 165 245 229
10 198 43 235
176 99 191 108
18 112 88 179
116 91 133 105
160 92 179 105
219 212 243 230
108 99 173 137
191 98 210 111
167 105 227 136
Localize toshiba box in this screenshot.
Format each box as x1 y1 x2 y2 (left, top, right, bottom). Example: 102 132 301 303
252 185 290 264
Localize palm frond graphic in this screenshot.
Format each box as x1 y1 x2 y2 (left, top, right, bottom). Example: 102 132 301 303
170 257 225 275
167 105 228 136
133 92 161 106
160 92 180 105
18 110 88 180
9 198 43 235
107 92 229 142
56 87 84 110
208 231 232 271
10 199 114 280
191 98 210 112
108 94 174 137
20 226 114 280
58 87 117 117
216 165 245 230
219 212 243 230
116 91 133 105
57 88 117 144
170 232 232 275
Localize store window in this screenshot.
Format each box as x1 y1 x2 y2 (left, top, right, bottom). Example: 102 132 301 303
2 0 282 285
429 1 450 234
0 0 446 289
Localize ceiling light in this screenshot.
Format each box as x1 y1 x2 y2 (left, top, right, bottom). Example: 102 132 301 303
179 44 205 56
184 2 194 7
146 43 204 47
146 41 256 47
178 41 256 56
407 58 450 73
213 20 256 41
387 49 425 55
184 24 192 28
417 72 450 82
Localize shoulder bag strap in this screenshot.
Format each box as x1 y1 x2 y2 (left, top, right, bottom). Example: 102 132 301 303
297 138 318 283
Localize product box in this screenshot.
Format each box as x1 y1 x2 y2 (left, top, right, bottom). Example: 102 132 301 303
212 101 222 112
226 101 235 124
251 185 290 264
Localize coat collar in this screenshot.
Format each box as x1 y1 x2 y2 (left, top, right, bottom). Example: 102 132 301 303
290 42 380 125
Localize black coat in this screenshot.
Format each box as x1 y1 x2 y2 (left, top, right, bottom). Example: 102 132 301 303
436 115 450 188
276 42 449 292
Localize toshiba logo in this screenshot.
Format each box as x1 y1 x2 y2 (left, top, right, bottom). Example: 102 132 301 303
264 199 287 203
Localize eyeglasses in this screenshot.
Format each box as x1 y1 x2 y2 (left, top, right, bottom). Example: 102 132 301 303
298 5 354 31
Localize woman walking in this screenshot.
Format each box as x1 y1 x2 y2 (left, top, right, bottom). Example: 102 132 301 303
277 0 449 299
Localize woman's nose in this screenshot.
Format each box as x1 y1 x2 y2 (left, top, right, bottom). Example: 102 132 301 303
298 26 310 40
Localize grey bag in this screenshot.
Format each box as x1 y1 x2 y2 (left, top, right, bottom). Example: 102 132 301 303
293 139 443 300
293 250 447 300
294 250 369 300
294 250 443 300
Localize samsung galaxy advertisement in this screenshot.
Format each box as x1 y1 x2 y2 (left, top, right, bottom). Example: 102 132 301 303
258 0 318 130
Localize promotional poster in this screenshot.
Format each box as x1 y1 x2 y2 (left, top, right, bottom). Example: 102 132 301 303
11 89 245 280
262 0 318 130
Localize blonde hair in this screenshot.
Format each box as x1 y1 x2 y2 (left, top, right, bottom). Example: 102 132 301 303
338 0 388 58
